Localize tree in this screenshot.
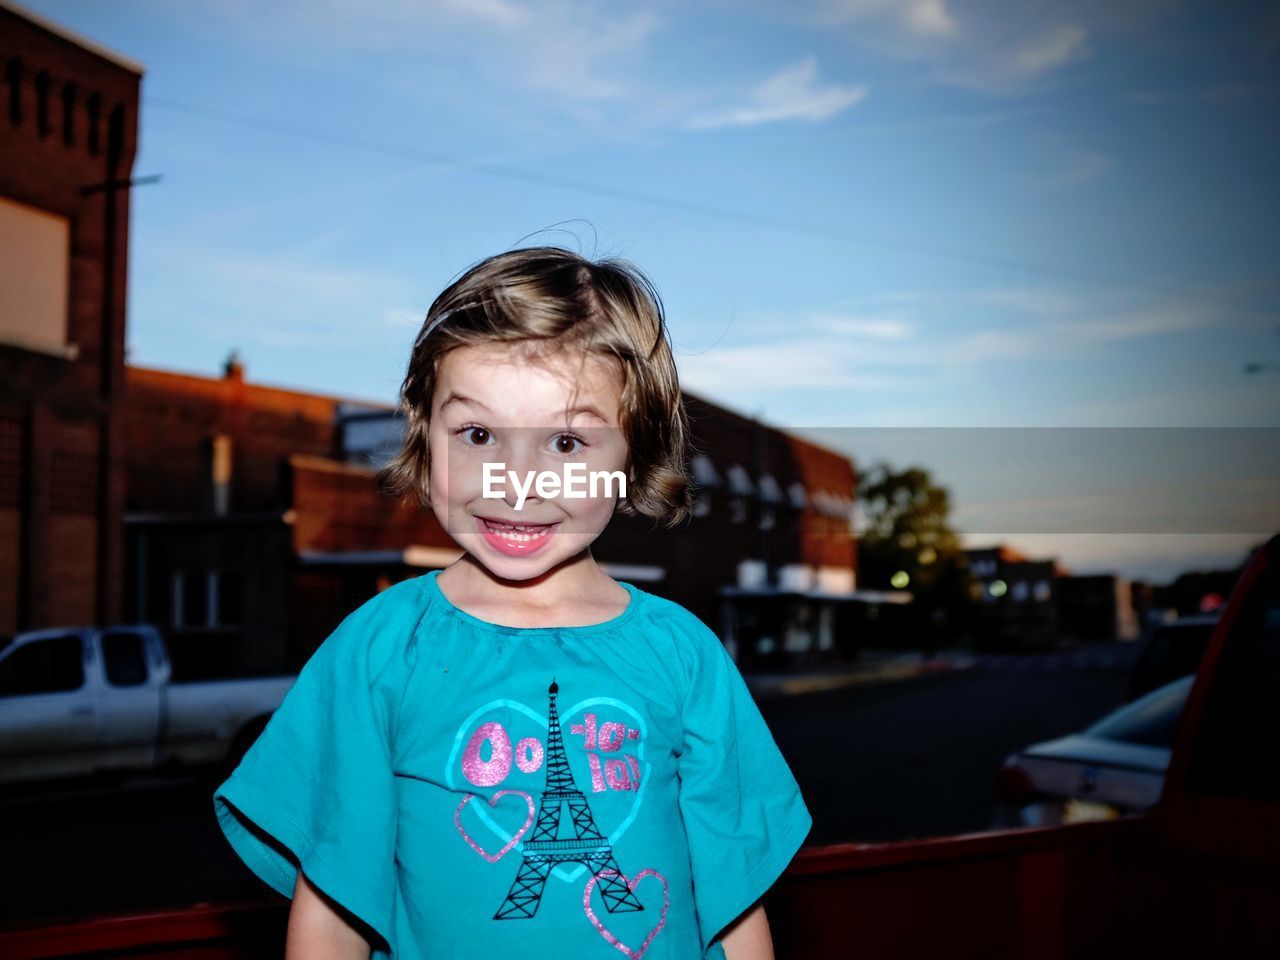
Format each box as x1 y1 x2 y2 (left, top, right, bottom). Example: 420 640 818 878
857 461 970 645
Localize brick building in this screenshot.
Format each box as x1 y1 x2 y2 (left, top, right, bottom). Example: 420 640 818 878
123 357 864 673
0 1 142 632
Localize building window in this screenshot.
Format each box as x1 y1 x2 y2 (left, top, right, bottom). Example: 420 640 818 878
689 452 723 520
692 489 712 518
172 569 244 629
726 464 754 526
758 504 776 530
0 196 71 356
757 473 783 532
61 81 76 146
35 69 50 137
5 57 21 125
86 91 101 154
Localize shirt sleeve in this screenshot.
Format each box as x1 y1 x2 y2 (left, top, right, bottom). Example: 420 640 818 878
211 582 420 953
674 614 813 956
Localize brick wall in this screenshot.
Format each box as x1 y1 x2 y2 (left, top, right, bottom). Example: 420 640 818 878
124 363 351 513
0 5 140 629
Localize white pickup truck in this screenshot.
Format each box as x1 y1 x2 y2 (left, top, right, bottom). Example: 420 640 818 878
0 625 295 786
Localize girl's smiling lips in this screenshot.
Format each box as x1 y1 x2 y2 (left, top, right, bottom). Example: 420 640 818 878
475 515 558 529
474 515 560 558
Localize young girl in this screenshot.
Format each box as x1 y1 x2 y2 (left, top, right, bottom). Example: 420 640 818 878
213 247 812 959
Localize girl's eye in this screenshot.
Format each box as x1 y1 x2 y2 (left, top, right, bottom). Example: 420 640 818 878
455 426 493 447
553 433 587 456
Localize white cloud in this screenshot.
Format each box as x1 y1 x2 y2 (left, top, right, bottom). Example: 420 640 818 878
802 0 1157 94
207 0 659 104
522 11 660 101
822 0 957 38
1042 150 1112 187
679 336 927 393
433 0 531 28
1050 305 1211 342
1006 24 1090 78
939 22 1092 91
688 57 868 129
945 326 1039 365
977 288 1080 315
942 302 1214 367
1062 381 1280 428
810 313 915 339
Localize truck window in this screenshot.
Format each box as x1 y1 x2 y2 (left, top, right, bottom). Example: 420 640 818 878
0 635 85 697
102 631 149 687
1188 562 1280 801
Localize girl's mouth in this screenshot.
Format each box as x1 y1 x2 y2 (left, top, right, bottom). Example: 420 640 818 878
475 516 558 557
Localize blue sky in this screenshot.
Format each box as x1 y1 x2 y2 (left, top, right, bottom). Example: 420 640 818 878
23 0 1280 581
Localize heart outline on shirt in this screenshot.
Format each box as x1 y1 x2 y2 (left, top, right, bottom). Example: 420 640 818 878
454 789 535 863
446 695 650 884
582 867 669 959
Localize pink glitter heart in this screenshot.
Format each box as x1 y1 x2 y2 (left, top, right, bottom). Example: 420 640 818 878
582 868 669 959
454 790 535 863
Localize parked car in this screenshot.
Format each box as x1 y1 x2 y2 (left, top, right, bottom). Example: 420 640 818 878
1125 613 1219 702
993 674 1193 827
0 625 295 786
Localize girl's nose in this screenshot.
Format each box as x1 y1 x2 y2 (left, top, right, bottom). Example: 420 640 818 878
501 441 548 510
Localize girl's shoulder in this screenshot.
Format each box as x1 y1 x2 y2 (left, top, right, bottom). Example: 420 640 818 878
631 588 714 639
625 588 726 676
342 574 435 630
317 575 437 674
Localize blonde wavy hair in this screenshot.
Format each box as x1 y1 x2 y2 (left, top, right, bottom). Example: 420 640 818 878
376 246 694 529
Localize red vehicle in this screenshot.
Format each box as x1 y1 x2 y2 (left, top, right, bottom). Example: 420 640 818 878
4 534 1279 959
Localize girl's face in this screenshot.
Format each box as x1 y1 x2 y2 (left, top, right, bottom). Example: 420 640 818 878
427 341 630 582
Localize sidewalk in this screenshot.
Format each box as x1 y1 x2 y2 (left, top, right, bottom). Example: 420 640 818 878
744 650 977 698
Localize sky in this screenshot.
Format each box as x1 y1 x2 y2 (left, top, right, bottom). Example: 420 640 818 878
20 0 1280 582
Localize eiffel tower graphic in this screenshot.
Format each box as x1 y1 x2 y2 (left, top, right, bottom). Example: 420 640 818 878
494 679 645 920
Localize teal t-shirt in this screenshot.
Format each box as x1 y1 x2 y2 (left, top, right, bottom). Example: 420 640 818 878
213 569 812 959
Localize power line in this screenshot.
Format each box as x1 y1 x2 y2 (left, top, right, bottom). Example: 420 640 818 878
144 94 1132 289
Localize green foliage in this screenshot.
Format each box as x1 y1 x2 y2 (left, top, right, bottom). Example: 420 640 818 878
857 461 968 609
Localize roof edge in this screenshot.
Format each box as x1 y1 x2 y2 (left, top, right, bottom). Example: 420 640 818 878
1 0 145 75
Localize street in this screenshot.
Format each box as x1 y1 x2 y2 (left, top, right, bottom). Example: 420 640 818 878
0 643 1140 927
763 643 1139 845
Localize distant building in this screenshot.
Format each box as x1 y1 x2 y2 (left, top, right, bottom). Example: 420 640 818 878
123 359 865 672
1056 573 1141 643
964 545 1060 651
0 1 142 631
965 545 1143 648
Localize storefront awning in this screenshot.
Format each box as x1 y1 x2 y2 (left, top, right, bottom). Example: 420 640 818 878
719 585 913 604
298 546 463 568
